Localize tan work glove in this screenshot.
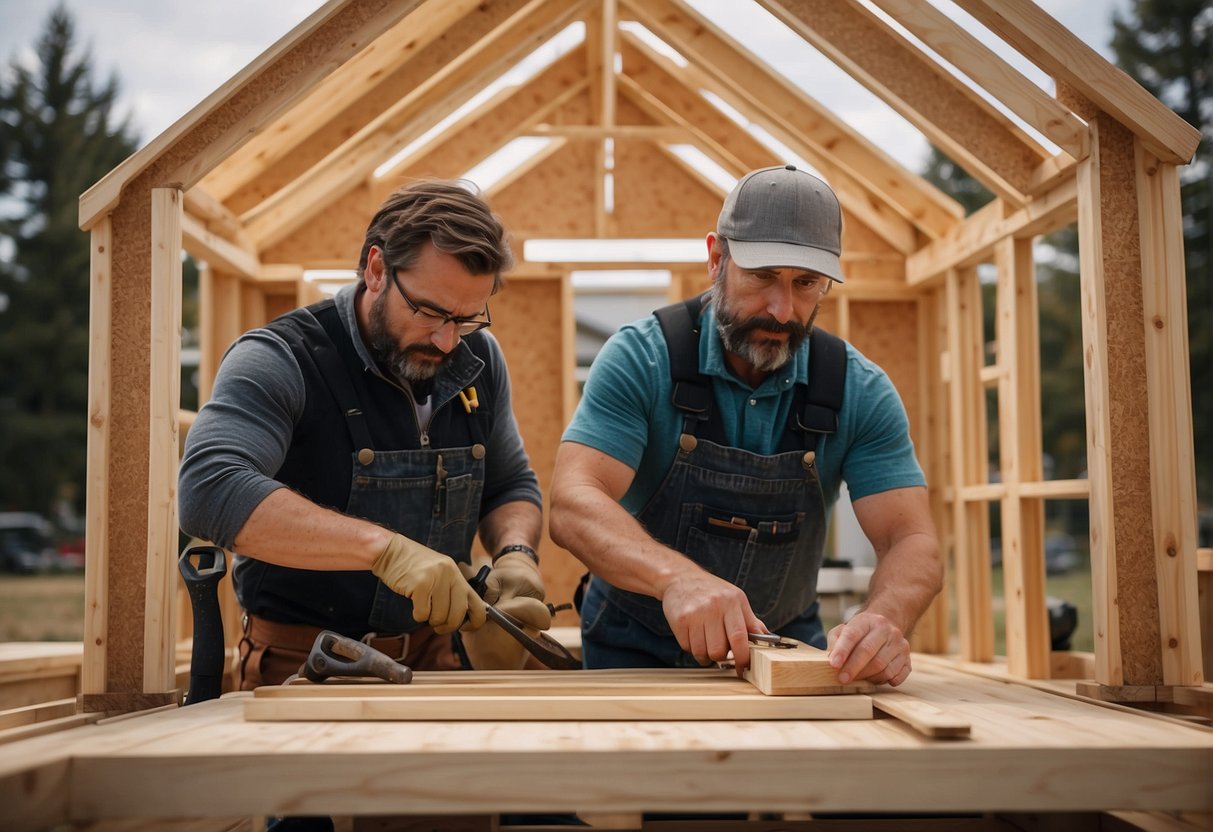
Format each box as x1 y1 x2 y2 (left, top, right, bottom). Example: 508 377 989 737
371 534 486 634
461 595 553 670
484 550 545 605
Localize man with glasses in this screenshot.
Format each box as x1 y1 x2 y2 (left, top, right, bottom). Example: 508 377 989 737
180 180 548 689
550 166 942 685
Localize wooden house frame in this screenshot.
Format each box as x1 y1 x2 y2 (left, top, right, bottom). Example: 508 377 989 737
4 1 1213 827
73 0 1206 710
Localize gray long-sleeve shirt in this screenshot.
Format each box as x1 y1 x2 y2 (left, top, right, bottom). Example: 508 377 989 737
178 282 541 549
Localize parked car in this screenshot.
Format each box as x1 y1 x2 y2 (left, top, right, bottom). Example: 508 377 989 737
0 512 57 574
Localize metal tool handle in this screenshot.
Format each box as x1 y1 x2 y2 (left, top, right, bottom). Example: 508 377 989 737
178 545 227 705
303 631 413 684
467 565 581 670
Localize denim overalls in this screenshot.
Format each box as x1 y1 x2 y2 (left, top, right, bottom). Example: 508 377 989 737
233 302 489 636
581 295 846 668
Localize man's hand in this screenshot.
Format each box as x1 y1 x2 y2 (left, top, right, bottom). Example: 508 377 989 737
826 610 911 686
460 595 553 669
484 551 545 605
371 534 487 634
659 568 767 673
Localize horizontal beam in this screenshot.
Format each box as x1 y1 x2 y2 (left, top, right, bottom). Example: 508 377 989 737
907 173 1077 286
181 213 261 279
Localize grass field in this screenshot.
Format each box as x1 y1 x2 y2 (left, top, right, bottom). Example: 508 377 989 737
0 573 86 641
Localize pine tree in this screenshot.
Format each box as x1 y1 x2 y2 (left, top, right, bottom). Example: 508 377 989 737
0 6 139 521
1111 0 1212 515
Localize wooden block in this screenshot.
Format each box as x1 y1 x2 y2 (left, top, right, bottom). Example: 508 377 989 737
79 691 180 713
742 644 875 696
871 690 971 739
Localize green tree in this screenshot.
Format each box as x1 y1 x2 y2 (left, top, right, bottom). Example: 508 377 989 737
0 6 138 520
1112 0 1211 511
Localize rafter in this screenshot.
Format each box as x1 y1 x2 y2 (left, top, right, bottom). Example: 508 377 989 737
868 0 1088 160
619 31 920 253
620 0 961 241
242 0 592 250
79 0 426 229
954 0 1200 165
754 0 1050 204
198 0 489 202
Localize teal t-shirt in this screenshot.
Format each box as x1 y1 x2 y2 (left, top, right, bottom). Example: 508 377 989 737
562 302 926 515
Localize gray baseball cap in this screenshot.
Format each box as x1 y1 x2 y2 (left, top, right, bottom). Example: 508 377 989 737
717 164 844 283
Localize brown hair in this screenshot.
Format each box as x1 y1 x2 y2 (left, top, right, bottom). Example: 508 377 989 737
358 180 514 292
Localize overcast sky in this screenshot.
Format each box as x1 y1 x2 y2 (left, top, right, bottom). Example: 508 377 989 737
0 0 1128 177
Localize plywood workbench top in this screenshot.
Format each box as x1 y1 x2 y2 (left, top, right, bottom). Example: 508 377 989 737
3 662 1211 831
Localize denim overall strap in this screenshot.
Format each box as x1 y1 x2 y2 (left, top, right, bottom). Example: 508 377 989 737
583 302 846 668
301 313 485 633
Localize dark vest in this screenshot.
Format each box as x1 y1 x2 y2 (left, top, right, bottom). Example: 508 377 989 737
231 299 497 634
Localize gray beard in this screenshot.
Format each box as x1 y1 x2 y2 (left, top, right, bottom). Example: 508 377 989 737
367 288 451 384
710 282 811 374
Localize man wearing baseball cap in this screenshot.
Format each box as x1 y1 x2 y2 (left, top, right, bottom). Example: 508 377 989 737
551 165 941 684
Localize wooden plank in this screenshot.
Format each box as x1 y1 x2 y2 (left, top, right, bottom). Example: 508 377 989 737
243 0 590 249
80 0 425 228
1018 479 1089 499
994 236 1050 679
868 0 1088 160
755 0 1049 202
144 188 185 697
946 269 995 662
620 0 961 241
1073 113 1121 687
244 692 874 721
742 645 875 696
1135 145 1203 687
84 218 112 697
953 0 1200 165
871 689 971 738
0 699 78 731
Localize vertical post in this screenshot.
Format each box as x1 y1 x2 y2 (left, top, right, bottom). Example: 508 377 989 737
144 187 185 694
914 289 950 654
83 217 113 696
1135 143 1203 686
1074 113 1161 687
995 236 1050 677
946 267 994 661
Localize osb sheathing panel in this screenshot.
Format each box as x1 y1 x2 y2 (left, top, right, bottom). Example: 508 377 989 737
105 182 156 692
491 141 598 238
611 141 720 237
375 48 589 197
487 278 582 622
847 301 921 444
1094 114 1161 684
223 0 533 215
262 185 372 267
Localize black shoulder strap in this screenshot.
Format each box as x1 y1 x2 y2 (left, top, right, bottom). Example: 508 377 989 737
269 301 375 451
653 292 713 423
653 294 848 450
796 328 847 436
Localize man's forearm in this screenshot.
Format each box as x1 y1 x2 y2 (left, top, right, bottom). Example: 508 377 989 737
860 531 943 635
233 487 391 570
478 500 542 557
549 482 690 599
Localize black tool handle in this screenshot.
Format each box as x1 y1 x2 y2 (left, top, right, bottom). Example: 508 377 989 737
178 545 227 705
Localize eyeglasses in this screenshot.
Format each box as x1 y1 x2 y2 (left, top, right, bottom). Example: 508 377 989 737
391 270 492 336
